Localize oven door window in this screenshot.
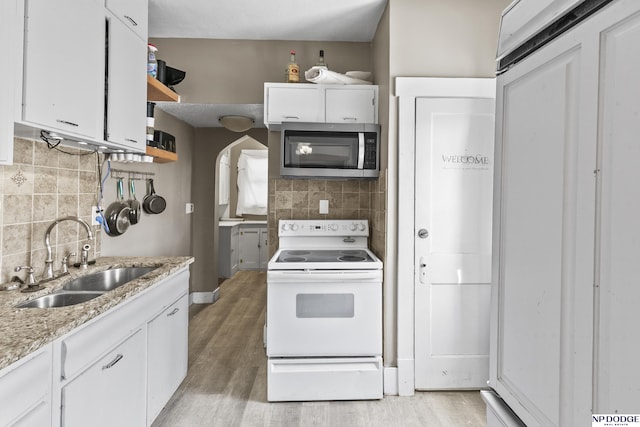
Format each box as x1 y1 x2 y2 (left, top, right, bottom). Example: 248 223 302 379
296 293 354 318
283 131 359 169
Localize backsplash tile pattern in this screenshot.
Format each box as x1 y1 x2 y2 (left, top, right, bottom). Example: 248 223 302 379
0 138 102 284
268 168 387 260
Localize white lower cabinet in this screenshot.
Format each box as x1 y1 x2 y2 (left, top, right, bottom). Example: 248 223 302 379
218 224 239 278
47 267 189 426
147 293 189 424
238 225 267 271
0 344 52 427
61 329 146 426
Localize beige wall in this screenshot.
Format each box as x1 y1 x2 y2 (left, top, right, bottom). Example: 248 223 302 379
191 128 268 293
150 39 373 104
389 0 507 78
101 108 195 258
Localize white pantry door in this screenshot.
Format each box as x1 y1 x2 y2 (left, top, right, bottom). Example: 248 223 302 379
414 97 495 389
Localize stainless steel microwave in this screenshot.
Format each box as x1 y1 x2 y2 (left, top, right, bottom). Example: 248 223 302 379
280 122 380 179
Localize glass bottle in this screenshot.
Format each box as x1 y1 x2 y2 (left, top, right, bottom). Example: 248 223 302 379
286 50 300 83
316 49 328 69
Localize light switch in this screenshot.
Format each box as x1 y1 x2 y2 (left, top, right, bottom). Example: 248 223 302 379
319 199 329 214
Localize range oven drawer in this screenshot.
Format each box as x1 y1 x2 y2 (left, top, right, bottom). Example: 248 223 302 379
267 356 383 402
266 274 382 357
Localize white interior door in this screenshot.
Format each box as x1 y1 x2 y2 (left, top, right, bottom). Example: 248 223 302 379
414 96 495 389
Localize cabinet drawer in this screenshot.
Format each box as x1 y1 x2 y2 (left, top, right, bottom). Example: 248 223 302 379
0 344 52 426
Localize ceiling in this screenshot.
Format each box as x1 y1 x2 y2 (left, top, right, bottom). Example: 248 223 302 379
148 0 387 129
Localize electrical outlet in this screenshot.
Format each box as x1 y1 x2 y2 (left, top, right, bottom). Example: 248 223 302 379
319 200 329 214
185 203 194 214
91 206 100 226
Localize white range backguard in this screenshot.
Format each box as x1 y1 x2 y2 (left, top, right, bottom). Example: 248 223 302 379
266 219 383 402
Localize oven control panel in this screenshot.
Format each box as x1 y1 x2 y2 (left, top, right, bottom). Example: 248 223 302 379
279 220 369 236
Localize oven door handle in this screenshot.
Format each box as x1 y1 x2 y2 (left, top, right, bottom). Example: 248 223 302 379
357 132 365 169
268 270 382 282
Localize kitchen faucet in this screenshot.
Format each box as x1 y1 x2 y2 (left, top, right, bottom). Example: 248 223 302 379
43 216 94 280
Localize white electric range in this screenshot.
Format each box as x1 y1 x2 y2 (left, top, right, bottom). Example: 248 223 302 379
266 219 383 402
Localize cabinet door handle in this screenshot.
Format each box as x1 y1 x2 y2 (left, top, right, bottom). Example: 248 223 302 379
282 116 300 120
125 138 138 143
167 307 180 317
343 117 357 121
124 15 138 26
102 354 124 370
56 119 79 127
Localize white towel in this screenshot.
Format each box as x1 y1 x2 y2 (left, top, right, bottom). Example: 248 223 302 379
236 150 268 216
304 66 372 85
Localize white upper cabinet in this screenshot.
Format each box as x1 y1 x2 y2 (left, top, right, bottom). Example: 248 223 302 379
264 83 378 129
325 87 377 124
105 11 147 152
265 85 324 127
22 0 105 141
105 0 148 41
0 0 16 165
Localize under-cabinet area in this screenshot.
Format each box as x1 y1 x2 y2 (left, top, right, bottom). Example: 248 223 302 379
0 257 193 427
218 221 268 278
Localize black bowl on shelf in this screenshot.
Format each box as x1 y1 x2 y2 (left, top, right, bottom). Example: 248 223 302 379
165 66 186 86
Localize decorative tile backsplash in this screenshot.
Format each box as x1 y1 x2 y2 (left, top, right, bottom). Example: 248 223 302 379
267 169 387 260
0 138 102 284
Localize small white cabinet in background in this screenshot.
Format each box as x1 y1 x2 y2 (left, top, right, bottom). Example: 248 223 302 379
0 344 52 427
264 83 378 129
22 0 105 140
219 223 240 279
238 225 268 271
147 293 189 424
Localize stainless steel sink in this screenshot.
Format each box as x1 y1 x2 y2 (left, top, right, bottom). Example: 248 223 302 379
62 267 157 292
16 292 103 308
15 266 159 309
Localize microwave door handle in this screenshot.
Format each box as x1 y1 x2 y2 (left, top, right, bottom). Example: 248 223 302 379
357 132 365 169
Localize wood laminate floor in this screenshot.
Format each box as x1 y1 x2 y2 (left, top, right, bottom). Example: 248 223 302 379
153 271 487 427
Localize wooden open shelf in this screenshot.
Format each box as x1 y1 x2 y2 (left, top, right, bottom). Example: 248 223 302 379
146 146 178 163
147 75 180 102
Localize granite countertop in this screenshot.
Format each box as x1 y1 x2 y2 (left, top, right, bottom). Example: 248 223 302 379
0 256 194 371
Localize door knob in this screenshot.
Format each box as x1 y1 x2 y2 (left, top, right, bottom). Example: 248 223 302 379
418 228 429 239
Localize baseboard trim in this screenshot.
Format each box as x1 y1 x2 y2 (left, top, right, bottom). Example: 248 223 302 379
190 288 220 305
383 367 399 395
